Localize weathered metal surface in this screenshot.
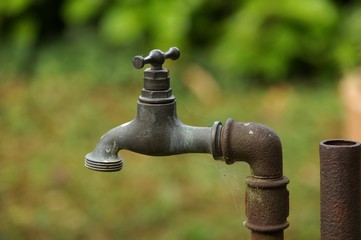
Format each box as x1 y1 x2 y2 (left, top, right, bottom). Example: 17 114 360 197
246 177 289 233
220 118 289 239
250 231 284 240
85 100 218 171
320 139 361 240
132 47 180 70
85 48 217 171
85 48 290 239
220 118 283 178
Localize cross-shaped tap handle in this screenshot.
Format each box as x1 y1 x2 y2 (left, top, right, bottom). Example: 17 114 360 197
132 47 180 70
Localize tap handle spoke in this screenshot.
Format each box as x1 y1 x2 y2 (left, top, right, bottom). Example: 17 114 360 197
132 47 180 70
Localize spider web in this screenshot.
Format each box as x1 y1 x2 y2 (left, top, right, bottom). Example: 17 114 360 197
180 102 248 224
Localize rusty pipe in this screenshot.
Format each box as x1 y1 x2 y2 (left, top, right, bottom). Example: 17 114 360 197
320 139 361 240
220 119 289 240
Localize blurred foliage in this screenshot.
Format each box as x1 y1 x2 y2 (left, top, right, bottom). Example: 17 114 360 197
0 0 361 85
0 77 342 239
0 1 355 239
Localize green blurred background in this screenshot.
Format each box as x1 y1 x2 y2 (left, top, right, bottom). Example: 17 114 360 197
1 0 361 239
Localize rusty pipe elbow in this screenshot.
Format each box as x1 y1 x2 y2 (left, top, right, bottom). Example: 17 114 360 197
220 118 283 178
219 119 289 238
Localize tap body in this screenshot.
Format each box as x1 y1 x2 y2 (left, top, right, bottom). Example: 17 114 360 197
86 99 220 169
85 48 289 240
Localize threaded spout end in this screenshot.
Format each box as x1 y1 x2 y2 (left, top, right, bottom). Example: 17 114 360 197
85 156 123 172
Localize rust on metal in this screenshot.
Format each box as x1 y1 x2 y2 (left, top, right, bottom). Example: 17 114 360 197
220 118 289 239
320 139 361 240
220 119 283 178
245 177 289 233
250 231 284 240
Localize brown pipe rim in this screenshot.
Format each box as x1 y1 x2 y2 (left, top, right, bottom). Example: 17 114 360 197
320 139 360 148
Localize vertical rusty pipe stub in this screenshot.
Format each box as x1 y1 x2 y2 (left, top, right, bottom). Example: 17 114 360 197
250 231 284 240
320 139 361 240
245 176 289 239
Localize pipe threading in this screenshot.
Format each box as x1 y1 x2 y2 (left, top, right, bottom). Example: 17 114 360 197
320 139 361 240
85 158 123 172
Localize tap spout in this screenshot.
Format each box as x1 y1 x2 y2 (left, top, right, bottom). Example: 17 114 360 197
85 100 221 172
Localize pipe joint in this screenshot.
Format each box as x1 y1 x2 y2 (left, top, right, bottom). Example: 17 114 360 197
220 118 283 178
245 177 290 233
